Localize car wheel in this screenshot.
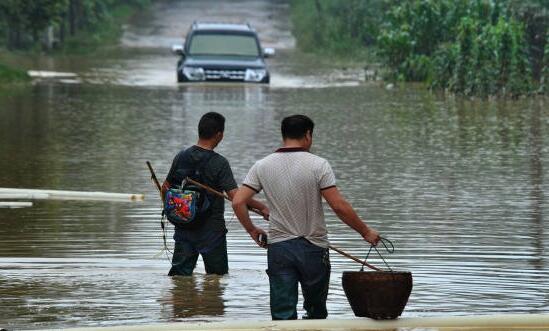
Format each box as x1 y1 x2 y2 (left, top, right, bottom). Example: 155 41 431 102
177 70 185 83
176 59 186 83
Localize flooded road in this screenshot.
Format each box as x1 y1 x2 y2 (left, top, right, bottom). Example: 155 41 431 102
1 1 549 330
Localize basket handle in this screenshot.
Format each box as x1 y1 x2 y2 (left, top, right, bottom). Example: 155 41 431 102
361 237 394 272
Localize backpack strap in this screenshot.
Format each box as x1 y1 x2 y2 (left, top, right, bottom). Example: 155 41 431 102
195 151 216 180
183 150 216 187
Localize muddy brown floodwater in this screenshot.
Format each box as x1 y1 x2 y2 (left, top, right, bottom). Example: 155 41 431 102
1 1 548 330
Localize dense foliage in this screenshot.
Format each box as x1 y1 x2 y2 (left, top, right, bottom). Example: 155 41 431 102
291 0 548 97
0 0 152 50
291 0 386 55
542 34 549 93
0 62 30 83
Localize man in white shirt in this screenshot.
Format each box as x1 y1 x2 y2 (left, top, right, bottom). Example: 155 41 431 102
232 114 380 320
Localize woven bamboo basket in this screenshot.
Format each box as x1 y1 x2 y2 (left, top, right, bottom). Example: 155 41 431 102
342 270 412 320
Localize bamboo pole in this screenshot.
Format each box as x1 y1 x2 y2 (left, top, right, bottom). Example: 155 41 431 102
328 245 381 271
186 176 380 271
185 177 265 215
145 162 380 271
186 177 229 199
146 161 162 199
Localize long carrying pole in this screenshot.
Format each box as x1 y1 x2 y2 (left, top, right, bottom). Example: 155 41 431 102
328 245 381 271
146 161 162 195
186 176 381 271
185 177 264 216
146 161 381 271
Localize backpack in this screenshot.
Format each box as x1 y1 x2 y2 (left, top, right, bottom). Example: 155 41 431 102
163 150 215 229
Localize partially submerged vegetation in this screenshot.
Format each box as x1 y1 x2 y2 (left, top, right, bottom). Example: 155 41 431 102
0 62 30 84
0 0 154 83
0 0 153 52
290 0 548 98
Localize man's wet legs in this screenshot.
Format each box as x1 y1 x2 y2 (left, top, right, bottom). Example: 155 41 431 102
267 238 330 320
202 235 228 275
169 240 199 276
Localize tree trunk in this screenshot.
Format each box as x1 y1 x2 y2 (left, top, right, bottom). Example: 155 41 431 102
45 26 54 50
8 24 22 49
32 28 39 45
59 14 66 44
314 0 324 45
69 0 77 36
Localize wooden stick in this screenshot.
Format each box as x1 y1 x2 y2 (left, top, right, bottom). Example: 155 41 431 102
145 163 262 215
185 177 264 216
188 177 381 271
146 161 162 196
185 177 228 200
145 163 381 271
328 244 382 271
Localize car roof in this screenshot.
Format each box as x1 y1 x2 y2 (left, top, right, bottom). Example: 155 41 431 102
191 22 255 33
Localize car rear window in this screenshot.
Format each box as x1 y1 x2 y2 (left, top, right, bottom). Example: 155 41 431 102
188 33 259 57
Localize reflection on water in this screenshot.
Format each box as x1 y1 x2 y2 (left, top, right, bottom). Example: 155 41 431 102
1 0 548 330
1 83 548 330
160 276 225 320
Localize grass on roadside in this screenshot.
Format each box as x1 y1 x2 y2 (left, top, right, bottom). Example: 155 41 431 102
59 4 139 54
0 62 30 84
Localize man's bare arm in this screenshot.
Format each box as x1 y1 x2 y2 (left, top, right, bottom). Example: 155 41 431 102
321 186 380 245
231 186 267 247
227 188 269 220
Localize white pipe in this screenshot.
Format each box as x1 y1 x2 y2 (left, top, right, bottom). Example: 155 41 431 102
27 314 549 331
0 188 144 202
0 201 33 208
27 70 78 78
0 193 50 199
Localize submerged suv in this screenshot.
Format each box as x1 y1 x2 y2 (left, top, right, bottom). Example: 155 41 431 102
172 22 274 84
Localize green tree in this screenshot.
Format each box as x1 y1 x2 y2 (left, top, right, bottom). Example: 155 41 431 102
450 17 477 95
0 0 153 50
538 33 549 93
0 0 28 48
471 25 497 96
24 0 68 41
506 21 533 96
0 0 67 48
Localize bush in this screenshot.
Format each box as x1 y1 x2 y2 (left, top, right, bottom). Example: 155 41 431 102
0 62 30 84
430 43 459 90
0 0 154 51
378 0 542 97
289 0 547 97
540 34 549 93
291 0 384 56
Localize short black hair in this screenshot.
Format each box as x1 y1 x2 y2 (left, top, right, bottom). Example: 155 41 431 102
198 112 225 139
281 115 314 140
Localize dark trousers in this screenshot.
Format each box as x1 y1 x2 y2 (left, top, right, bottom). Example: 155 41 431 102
168 234 228 276
267 237 331 320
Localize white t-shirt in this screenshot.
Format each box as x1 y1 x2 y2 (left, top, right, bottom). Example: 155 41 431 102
243 147 336 248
